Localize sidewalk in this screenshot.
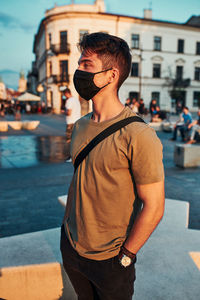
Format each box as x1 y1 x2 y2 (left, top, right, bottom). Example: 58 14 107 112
0 199 199 300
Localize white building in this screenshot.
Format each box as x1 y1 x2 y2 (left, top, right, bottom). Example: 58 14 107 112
32 0 200 114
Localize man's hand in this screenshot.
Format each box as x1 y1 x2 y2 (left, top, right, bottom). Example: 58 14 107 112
124 180 165 254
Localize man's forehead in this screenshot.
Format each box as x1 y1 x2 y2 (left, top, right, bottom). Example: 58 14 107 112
78 52 99 64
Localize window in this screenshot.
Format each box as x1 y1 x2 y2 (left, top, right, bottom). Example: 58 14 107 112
154 36 161 51
153 64 161 78
49 61 52 76
194 67 200 81
48 33 52 48
151 92 160 106
60 60 68 81
193 91 200 107
129 91 139 101
196 42 200 55
80 30 89 42
131 34 139 49
131 63 139 77
60 31 68 51
176 66 183 80
171 98 176 108
177 39 184 53
50 91 53 108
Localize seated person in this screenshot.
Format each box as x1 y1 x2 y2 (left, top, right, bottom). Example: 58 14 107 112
171 106 192 142
149 99 161 121
187 110 200 144
138 98 148 115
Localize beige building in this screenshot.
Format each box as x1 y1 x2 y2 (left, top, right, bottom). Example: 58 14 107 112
18 71 27 94
0 77 6 101
32 0 200 114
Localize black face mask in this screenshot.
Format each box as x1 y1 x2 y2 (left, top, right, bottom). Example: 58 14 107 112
73 68 112 101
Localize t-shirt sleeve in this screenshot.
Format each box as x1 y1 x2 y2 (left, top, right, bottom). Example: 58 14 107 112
66 98 73 110
130 127 164 185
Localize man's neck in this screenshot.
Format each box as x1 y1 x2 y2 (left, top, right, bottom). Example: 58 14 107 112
92 93 124 123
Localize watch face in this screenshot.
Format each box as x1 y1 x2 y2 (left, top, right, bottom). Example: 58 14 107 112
121 255 132 267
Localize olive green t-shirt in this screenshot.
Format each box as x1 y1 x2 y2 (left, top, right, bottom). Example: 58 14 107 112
64 107 164 260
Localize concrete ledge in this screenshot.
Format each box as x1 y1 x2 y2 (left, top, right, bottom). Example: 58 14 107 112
174 143 200 167
162 121 176 132
22 120 40 130
148 122 162 131
0 121 8 132
0 263 76 300
8 121 23 130
1 121 40 131
58 195 68 207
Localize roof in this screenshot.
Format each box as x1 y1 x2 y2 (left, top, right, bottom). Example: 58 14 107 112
16 92 40 102
33 10 200 51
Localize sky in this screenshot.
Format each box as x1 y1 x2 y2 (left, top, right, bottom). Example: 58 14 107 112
0 0 200 89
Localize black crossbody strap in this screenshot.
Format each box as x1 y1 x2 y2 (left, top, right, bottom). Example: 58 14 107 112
74 116 145 173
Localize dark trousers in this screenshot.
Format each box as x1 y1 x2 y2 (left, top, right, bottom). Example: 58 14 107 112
173 124 190 141
60 225 136 300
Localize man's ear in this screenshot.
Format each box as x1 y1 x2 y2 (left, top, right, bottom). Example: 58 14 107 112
109 68 119 84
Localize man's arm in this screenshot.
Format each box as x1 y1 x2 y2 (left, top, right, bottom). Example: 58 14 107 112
66 108 72 116
188 120 197 129
124 180 165 254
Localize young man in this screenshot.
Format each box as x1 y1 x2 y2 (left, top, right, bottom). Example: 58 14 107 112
60 32 165 300
64 87 81 143
170 106 193 142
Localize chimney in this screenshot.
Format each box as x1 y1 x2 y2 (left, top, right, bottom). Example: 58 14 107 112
144 9 152 19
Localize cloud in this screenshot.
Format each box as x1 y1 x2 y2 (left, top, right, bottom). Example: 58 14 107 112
0 11 34 32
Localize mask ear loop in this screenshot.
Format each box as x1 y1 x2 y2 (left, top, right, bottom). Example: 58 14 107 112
94 68 113 89
94 68 112 75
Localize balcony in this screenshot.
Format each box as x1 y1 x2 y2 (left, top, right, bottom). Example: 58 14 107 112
47 74 69 85
50 43 70 55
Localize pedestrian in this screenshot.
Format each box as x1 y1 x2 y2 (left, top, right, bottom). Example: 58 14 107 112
130 97 139 113
64 88 81 158
170 106 193 142
60 32 165 300
138 98 147 116
25 102 31 114
186 109 200 144
149 99 159 121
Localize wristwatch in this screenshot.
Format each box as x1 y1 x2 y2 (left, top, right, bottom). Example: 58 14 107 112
118 245 136 268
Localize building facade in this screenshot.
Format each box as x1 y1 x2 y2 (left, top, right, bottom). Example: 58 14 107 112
32 0 200 114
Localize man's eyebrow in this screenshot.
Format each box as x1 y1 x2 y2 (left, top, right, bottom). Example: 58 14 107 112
78 58 93 65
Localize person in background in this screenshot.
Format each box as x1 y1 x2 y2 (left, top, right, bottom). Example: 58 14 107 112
26 102 31 114
170 106 192 142
130 97 139 113
138 98 147 116
176 100 182 115
64 88 81 160
149 99 159 121
186 109 200 144
125 97 131 107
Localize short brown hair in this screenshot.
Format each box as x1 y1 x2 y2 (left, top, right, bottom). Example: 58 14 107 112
78 32 131 89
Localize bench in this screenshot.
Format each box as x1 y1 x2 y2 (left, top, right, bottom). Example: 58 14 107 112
1 120 40 131
0 121 8 132
148 122 162 131
7 121 23 130
174 143 200 168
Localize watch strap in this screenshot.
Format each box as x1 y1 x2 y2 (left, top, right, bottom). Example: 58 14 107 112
119 246 137 263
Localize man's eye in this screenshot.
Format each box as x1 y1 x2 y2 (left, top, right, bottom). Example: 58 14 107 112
84 63 90 68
